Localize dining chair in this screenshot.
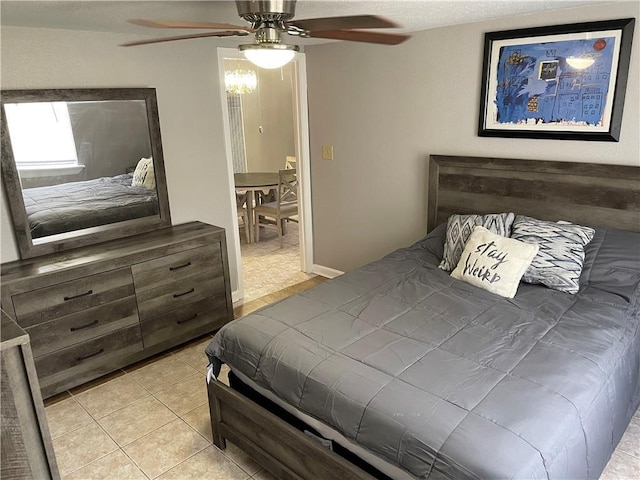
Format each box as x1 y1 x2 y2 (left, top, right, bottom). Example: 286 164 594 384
235 191 250 243
285 156 297 170
254 169 298 247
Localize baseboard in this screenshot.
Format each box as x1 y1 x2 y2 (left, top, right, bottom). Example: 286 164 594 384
232 289 243 304
233 267 342 304
311 264 344 279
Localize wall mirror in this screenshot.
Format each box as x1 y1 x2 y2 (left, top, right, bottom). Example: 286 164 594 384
1 88 171 259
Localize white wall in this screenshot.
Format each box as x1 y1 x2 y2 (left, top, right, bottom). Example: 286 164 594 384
243 63 296 172
222 58 296 173
0 27 241 291
305 1 639 272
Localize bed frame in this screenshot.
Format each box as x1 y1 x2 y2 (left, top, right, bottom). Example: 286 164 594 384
207 155 640 480
427 155 639 233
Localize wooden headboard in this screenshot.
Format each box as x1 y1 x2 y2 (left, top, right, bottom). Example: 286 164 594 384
428 155 640 232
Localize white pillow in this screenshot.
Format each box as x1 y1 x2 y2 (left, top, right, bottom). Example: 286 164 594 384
451 226 539 298
131 157 156 189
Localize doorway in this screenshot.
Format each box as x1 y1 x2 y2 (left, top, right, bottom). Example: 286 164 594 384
217 48 313 303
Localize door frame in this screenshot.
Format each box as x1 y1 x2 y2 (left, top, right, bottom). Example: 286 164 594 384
217 47 313 303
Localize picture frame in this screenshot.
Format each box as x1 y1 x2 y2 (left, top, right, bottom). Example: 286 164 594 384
478 18 635 141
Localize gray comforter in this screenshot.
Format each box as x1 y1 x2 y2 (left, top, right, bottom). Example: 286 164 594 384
207 224 640 479
23 173 158 238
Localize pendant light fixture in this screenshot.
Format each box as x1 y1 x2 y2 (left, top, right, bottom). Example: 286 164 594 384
238 21 298 69
225 69 258 95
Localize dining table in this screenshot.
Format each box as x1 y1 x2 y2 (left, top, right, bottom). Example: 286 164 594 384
234 172 279 243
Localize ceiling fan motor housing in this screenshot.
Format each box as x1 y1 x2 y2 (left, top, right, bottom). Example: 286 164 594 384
236 0 296 24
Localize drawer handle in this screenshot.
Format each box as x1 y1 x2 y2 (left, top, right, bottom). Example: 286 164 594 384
177 313 198 325
169 261 192 271
76 348 104 362
173 288 195 298
70 319 99 332
64 289 93 301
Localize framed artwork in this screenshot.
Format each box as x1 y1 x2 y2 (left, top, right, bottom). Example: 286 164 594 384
478 18 635 141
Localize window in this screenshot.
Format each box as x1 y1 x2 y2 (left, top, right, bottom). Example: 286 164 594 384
5 102 79 169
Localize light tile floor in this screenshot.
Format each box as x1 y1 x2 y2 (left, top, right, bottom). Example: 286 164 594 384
239 221 316 303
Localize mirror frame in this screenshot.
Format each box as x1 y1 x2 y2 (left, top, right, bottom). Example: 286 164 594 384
1 88 172 259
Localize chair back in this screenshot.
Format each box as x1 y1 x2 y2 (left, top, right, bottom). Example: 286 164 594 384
278 169 297 207
235 191 247 208
285 156 297 169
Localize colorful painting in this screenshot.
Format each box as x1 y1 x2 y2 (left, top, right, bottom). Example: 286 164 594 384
478 19 634 141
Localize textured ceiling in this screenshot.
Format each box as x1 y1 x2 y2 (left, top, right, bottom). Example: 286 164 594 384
1 0 610 45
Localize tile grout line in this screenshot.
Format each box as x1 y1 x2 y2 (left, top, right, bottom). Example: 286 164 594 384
147 366 231 477
119 416 206 480
103 359 210 478
100 395 177 448
84 392 145 477
241 230 307 304
120 444 151 480
57 422 121 479
217 446 261 478
154 366 261 477
149 441 210 480
47 396 93 441
614 450 640 461
53 369 190 478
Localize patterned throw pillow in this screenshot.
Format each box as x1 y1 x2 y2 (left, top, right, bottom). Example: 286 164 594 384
131 157 156 189
451 226 539 298
439 213 515 271
510 216 595 294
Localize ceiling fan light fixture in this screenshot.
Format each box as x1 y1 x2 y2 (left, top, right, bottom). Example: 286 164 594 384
239 43 299 69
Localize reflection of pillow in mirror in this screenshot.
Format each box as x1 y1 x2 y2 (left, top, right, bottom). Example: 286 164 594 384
131 157 155 189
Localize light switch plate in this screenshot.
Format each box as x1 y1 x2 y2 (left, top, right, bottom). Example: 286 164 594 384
322 145 334 160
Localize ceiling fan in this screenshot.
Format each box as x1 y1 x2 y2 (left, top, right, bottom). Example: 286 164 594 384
121 0 411 68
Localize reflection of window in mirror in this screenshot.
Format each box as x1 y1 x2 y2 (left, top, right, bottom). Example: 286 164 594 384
5 102 83 179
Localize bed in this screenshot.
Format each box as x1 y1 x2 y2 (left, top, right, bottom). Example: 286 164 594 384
206 155 640 480
22 173 159 238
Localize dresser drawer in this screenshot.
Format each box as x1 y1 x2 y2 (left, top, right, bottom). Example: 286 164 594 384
136 273 225 321
141 295 229 348
26 297 139 358
34 325 142 379
11 268 135 328
131 244 222 290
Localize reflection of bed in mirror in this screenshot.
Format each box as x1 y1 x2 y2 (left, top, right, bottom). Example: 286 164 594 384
23 172 159 238
1 88 172 259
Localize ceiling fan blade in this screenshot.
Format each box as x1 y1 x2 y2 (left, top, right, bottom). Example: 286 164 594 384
289 15 398 32
308 30 410 45
120 31 249 47
129 19 252 31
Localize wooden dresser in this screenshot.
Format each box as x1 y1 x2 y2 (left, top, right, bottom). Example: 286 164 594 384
1 310 60 479
1 221 233 398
